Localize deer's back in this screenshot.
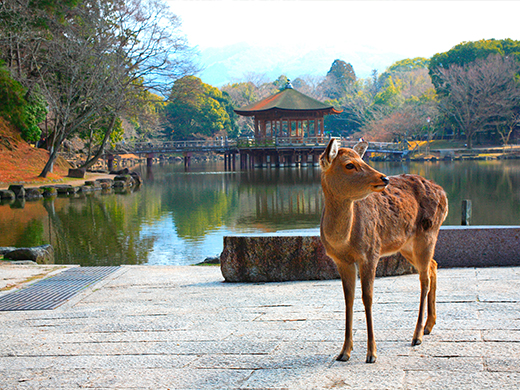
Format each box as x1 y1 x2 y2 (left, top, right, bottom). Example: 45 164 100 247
352 174 448 256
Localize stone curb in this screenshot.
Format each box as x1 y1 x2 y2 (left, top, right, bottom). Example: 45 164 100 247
221 226 520 283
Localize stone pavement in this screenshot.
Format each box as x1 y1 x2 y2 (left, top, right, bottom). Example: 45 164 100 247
0 265 519 389
0 262 74 291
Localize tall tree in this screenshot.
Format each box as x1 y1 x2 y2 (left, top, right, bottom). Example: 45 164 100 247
321 59 356 100
163 76 234 140
347 59 438 142
429 39 520 92
0 0 196 177
433 54 520 148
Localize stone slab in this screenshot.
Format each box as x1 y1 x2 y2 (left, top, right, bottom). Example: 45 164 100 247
436 226 520 268
221 226 520 283
220 235 415 283
0 265 519 389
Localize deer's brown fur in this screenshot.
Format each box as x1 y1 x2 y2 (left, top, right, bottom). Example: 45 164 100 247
319 139 448 363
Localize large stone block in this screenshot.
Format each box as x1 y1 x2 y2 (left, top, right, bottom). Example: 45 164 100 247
96 178 114 189
40 186 58 197
8 184 25 198
4 244 55 264
54 185 79 195
220 227 520 283
220 236 416 283
0 190 15 200
114 174 134 187
220 236 336 283
68 168 86 178
25 188 43 200
436 226 520 268
0 246 17 255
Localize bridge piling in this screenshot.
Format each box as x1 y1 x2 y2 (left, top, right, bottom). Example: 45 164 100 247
106 154 115 171
146 153 155 168
183 152 191 168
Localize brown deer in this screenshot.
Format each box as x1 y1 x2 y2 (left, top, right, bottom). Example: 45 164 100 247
319 139 448 363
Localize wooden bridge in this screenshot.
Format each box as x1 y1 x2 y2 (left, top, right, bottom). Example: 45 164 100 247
107 137 407 170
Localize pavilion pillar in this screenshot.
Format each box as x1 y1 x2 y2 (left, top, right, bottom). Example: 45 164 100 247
240 153 246 169
312 153 319 166
301 153 308 167
271 152 279 168
255 153 266 168
278 153 285 168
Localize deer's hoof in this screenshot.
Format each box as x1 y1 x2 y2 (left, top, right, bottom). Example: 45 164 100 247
366 354 377 363
424 322 435 335
336 353 350 362
411 338 422 346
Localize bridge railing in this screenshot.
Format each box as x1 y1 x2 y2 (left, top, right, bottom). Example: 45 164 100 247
110 137 403 154
236 137 402 151
130 139 238 152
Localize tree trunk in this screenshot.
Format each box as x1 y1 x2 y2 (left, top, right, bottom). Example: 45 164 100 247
39 146 60 178
466 135 473 149
78 114 116 170
39 121 67 177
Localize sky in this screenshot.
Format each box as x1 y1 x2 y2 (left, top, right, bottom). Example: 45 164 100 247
166 0 520 84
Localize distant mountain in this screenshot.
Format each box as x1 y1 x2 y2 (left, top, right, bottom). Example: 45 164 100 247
197 42 406 86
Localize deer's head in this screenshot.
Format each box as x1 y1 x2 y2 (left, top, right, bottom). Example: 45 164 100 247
320 138 389 201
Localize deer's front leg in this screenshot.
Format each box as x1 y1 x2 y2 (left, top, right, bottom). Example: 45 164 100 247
412 269 431 346
336 262 356 361
359 262 377 363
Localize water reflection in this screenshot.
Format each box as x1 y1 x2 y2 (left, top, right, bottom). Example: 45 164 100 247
0 159 519 266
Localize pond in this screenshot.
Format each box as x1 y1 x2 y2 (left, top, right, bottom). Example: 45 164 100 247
1 158 519 266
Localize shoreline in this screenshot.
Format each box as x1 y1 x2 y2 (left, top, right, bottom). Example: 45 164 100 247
0 172 117 191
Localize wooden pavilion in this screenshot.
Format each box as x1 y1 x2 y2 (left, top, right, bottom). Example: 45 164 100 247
234 81 342 141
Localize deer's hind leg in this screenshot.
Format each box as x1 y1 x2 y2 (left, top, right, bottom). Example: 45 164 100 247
424 259 437 335
399 236 436 346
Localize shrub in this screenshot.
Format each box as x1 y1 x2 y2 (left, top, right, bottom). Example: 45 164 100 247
0 61 47 143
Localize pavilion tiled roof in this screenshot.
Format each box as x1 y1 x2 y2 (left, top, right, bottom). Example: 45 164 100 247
234 87 342 116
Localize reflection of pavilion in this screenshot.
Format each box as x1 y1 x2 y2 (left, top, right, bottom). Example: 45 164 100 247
235 81 342 168
236 167 324 229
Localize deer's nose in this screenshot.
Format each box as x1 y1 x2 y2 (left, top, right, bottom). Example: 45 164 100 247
381 176 389 185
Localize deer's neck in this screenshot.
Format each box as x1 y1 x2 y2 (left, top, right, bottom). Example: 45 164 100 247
321 195 356 246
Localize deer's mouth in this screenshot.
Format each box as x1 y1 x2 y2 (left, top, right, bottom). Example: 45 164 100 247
372 175 389 192
372 184 387 192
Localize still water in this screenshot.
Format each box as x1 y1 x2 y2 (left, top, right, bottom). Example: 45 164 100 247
1 159 519 266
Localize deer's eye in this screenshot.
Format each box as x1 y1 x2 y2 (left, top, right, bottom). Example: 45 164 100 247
345 163 356 170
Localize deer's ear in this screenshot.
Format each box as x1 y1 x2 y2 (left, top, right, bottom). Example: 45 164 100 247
353 141 369 158
320 138 339 170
